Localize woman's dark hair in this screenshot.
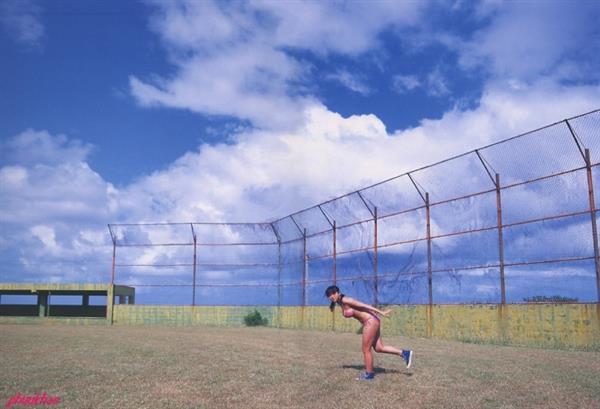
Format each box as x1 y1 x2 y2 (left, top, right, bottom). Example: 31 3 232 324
325 285 339 297
325 285 343 312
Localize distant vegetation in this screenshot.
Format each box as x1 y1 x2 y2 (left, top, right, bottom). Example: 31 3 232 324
523 295 579 303
243 309 269 326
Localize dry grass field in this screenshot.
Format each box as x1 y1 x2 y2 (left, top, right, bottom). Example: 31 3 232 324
1 324 599 409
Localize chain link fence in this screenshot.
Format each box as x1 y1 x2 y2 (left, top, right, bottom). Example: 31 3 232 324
109 109 600 306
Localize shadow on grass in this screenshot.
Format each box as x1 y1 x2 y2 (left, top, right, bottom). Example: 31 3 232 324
342 364 412 376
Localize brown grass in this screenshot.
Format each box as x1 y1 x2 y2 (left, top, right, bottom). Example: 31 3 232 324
1 324 599 409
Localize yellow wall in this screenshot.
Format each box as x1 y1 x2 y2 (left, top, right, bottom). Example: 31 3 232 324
504 304 600 349
111 304 600 350
0 316 109 325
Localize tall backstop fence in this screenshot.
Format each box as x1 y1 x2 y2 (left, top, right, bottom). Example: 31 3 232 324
2 110 599 349
108 109 600 310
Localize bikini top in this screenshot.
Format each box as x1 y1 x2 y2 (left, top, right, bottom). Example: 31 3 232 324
339 297 380 322
338 296 355 318
342 307 355 318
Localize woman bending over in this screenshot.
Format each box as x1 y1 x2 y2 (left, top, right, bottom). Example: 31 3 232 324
325 285 413 381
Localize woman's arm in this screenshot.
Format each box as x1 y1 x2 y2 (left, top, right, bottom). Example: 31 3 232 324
342 296 392 317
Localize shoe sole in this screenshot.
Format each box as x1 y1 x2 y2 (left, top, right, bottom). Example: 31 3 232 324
406 351 413 369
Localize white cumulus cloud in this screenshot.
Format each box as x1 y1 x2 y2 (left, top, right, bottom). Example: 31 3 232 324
2 81 599 284
458 1 600 82
0 0 44 47
130 0 427 129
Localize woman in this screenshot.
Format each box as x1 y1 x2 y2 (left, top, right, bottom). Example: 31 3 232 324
325 285 413 380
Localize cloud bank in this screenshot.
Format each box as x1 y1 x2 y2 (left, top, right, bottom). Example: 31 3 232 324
2 0 599 300
130 0 426 129
2 82 599 284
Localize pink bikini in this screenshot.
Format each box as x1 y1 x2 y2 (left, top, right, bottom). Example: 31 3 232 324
340 302 380 324
342 307 354 318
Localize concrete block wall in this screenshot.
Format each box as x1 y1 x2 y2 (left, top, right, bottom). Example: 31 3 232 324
111 303 600 350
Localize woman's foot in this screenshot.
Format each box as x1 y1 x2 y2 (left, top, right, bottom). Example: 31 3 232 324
402 350 413 368
356 371 375 381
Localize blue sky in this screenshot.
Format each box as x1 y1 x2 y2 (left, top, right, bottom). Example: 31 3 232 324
1 0 507 184
1 0 600 303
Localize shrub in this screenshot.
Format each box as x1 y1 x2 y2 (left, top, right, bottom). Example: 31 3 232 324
243 309 268 326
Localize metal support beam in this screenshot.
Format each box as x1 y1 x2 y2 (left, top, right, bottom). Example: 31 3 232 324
408 173 426 203
271 222 283 328
426 194 433 305
318 205 334 228
426 193 433 338
566 121 599 302
373 207 379 306
302 228 308 307
290 215 304 238
277 240 282 327
357 191 375 217
302 228 308 328
410 171 431 332
584 149 600 302
191 224 197 306
565 119 586 162
270 223 281 243
108 224 117 286
496 174 506 305
111 243 116 286
332 220 337 285
475 149 497 186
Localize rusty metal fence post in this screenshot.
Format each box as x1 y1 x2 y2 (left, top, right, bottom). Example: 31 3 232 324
302 228 307 327
582 149 600 333
583 149 600 302
107 225 117 325
108 225 116 286
565 120 600 303
333 220 337 285
495 174 506 305
332 220 337 330
495 173 508 341
277 240 282 327
270 223 282 328
191 224 197 306
425 193 433 338
373 206 379 306
111 241 116 286
356 191 378 306
302 228 307 307
566 120 600 302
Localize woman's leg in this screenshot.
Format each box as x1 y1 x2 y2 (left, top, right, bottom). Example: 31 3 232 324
374 335 402 355
374 331 414 369
361 319 380 373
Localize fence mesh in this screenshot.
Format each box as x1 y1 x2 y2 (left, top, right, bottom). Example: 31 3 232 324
109 110 600 306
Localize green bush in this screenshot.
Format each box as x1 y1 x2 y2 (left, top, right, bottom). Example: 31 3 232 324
243 310 268 327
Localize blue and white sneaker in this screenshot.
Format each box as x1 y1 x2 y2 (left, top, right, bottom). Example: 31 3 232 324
402 350 413 369
356 371 375 381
